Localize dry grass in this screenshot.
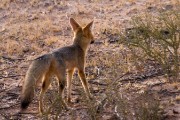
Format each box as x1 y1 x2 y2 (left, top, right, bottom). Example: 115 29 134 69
0 0 179 120
4 39 21 55
45 36 59 46
0 10 64 57
0 0 10 9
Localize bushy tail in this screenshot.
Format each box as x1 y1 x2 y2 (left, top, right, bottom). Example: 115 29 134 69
21 54 51 110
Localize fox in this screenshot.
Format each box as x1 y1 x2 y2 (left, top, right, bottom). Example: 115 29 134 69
21 18 94 114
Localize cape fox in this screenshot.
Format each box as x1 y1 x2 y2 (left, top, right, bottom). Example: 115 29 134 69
21 18 94 113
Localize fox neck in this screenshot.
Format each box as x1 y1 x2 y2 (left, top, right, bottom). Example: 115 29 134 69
73 35 89 52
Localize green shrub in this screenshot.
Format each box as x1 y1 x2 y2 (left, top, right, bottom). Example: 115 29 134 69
121 10 180 81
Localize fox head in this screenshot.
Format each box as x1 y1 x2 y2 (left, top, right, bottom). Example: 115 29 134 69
70 18 94 50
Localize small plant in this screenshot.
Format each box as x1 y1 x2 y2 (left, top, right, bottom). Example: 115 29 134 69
121 10 180 82
133 92 162 120
102 78 162 120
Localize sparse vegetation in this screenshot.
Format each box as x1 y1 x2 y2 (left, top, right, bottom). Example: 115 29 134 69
0 0 180 120
121 10 180 82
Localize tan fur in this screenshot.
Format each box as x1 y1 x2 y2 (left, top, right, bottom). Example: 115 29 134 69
21 18 94 114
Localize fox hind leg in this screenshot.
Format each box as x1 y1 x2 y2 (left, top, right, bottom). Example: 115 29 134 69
39 72 51 114
55 67 68 110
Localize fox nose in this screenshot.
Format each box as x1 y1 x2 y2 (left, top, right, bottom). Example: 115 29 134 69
90 40 94 44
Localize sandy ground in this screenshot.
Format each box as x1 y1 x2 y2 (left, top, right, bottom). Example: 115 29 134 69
0 0 180 119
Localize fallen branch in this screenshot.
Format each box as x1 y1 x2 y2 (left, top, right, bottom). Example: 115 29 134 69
0 84 21 93
0 103 19 110
17 112 38 115
0 74 25 79
0 65 18 72
120 68 164 83
1 56 24 61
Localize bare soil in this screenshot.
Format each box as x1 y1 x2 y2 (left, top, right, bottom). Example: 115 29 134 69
0 0 179 120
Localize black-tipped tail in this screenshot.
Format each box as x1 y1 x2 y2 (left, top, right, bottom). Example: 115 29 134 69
20 91 34 110
20 54 51 111
21 100 30 110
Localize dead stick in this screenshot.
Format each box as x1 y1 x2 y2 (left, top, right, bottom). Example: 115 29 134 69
0 74 25 79
0 103 20 110
0 65 19 72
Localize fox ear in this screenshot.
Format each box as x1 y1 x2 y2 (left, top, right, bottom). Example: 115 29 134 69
84 21 93 31
70 18 81 31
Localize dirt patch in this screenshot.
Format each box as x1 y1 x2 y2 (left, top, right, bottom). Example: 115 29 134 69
0 0 179 119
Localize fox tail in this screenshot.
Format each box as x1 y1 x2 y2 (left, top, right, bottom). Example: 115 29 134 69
21 54 51 110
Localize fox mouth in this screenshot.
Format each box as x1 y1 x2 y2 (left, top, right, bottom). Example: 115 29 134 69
90 41 94 44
